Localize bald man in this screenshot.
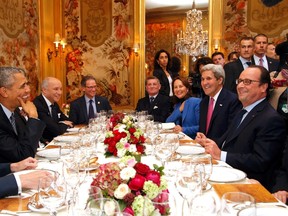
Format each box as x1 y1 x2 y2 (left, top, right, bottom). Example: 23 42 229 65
33 77 73 142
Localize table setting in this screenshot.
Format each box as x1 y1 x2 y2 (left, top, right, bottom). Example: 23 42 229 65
0 111 288 215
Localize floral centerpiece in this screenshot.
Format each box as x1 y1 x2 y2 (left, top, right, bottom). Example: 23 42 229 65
104 113 146 158
90 156 169 215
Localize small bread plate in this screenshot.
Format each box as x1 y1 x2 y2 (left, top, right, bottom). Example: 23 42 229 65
237 206 288 216
79 157 99 171
209 166 246 183
176 145 205 155
27 203 66 213
36 148 70 160
54 135 79 142
161 122 175 130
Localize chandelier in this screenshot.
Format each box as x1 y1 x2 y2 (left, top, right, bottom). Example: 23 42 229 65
175 0 208 60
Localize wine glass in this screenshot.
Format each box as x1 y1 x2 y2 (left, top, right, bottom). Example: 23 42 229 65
191 154 213 190
220 192 256 216
87 198 120 216
190 193 218 215
154 139 173 166
38 177 66 216
151 191 177 216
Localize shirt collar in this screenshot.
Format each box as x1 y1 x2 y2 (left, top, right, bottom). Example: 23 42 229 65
211 87 222 102
42 94 53 107
85 95 95 103
243 98 265 113
0 103 13 120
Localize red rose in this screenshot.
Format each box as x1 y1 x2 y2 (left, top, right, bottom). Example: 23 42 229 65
120 132 127 138
139 135 145 143
128 174 146 191
129 127 136 134
123 206 134 215
136 144 145 154
134 163 150 175
146 170 161 186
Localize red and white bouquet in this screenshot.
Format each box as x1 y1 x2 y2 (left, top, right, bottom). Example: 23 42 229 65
104 113 146 158
90 156 169 215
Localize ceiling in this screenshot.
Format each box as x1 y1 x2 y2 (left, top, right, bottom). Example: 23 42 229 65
146 0 209 13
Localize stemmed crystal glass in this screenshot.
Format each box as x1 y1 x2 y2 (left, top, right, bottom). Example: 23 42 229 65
38 176 66 216
87 198 120 216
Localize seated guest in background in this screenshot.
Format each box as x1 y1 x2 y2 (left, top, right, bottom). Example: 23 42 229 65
212 52 225 67
69 75 112 125
224 36 254 93
0 67 45 163
33 77 73 142
252 33 279 72
266 43 279 60
189 56 213 98
227 51 239 63
136 76 170 123
0 157 52 198
196 66 286 191
199 64 241 145
166 77 201 139
170 56 181 78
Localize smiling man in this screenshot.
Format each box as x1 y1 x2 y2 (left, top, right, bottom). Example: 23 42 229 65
0 67 45 162
136 76 170 122
196 65 286 191
33 77 73 142
69 75 112 125
199 64 241 144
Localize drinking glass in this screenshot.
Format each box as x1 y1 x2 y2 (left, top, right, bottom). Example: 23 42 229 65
191 154 213 190
151 191 177 216
190 193 218 215
154 140 173 166
220 192 256 216
88 198 120 216
38 177 66 216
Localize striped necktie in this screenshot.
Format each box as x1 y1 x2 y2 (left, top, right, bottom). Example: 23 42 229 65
10 113 17 135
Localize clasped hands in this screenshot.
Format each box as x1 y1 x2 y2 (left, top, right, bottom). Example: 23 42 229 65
195 132 221 160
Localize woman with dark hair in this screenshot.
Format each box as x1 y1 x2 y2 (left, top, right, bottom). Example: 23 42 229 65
166 77 201 138
153 49 173 97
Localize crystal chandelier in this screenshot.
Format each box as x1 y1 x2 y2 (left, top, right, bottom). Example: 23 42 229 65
175 0 208 60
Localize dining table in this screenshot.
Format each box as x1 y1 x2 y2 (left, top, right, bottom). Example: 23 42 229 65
0 124 287 216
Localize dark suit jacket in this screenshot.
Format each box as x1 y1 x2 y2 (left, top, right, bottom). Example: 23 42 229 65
0 106 45 163
69 95 112 125
153 68 172 96
199 88 242 145
135 94 170 123
33 95 69 142
0 163 17 198
252 55 279 72
223 59 246 93
219 100 286 191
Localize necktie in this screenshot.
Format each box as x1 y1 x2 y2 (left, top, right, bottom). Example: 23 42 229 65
246 62 252 66
234 109 247 129
206 97 214 133
88 99 95 119
150 97 155 103
10 113 17 135
259 58 263 66
50 104 58 122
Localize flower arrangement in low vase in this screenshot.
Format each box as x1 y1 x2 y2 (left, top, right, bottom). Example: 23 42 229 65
90 156 169 216
104 113 146 158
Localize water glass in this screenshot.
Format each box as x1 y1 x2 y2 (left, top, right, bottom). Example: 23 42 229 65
220 192 256 216
151 191 177 216
190 193 218 215
88 198 120 216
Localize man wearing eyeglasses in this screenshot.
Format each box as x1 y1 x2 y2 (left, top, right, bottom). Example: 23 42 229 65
69 75 112 125
224 37 255 93
196 65 286 191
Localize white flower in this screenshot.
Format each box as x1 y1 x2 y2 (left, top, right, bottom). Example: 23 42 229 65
104 200 118 215
120 166 136 180
105 131 114 138
120 137 128 144
114 183 130 199
117 148 126 157
129 144 137 153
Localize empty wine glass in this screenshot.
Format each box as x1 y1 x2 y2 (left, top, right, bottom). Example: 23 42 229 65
87 198 120 216
154 139 173 166
190 193 218 215
151 191 177 216
220 192 256 216
38 177 66 216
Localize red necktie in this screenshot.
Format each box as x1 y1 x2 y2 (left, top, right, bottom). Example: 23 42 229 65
206 97 214 133
259 58 263 66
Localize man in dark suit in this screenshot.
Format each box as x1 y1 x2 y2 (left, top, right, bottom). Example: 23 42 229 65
0 67 46 163
252 33 279 72
136 76 170 122
224 37 254 93
33 77 73 142
0 157 52 198
196 66 286 191
69 75 112 125
199 64 242 144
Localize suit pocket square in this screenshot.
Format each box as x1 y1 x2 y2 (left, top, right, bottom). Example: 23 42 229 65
58 113 61 118
153 106 158 109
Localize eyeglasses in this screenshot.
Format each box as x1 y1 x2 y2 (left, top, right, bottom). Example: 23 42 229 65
85 86 97 89
236 79 260 85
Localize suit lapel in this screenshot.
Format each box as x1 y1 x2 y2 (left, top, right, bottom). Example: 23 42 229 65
80 96 88 121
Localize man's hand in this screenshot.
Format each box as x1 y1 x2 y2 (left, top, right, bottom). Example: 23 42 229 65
273 190 288 203
61 120 74 128
19 170 53 190
17 97 38 119
202 138 221 160
195 132 207 146
10 157 37 172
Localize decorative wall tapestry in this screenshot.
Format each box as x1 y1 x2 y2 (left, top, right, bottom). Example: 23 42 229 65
0 0 39 99
64 0 133 106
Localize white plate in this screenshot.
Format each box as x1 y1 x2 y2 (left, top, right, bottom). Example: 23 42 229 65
36 148 70 159
176 145 205 155
161 122 175 130
27 203 66 213
238 206 288 216
209 166 246 183
66 128 80 132
54 135 79 142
